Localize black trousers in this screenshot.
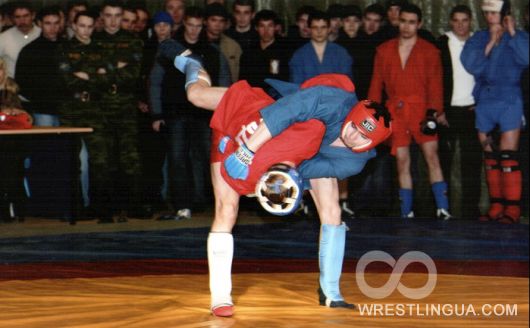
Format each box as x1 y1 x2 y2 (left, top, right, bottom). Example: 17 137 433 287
0 137 28 220
438 105 483 218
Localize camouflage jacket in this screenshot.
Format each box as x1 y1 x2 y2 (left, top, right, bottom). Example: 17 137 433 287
93 29 143 96
58 37 107 101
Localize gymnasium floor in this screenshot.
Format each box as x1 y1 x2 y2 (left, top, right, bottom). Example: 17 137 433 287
0 213 528 327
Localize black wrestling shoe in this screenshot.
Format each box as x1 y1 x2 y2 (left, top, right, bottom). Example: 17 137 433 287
318 287 355 309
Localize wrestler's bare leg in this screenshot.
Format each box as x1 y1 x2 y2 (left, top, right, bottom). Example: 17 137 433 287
208 162 240 317
309 177 341 226
420 140 444 184
309 178 354 309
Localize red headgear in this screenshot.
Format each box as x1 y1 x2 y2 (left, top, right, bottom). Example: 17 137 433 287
342 100 392 152
0 112 32 130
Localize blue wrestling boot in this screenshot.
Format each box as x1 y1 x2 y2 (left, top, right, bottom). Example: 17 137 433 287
318 223 355 309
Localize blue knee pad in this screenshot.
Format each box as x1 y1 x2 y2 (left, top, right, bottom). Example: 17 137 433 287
319 223 347 301
174 56 203 88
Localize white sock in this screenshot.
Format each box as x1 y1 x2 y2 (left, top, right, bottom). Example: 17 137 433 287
208 232 234 308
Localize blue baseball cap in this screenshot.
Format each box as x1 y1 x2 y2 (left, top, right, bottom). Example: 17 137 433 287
153 11 174 25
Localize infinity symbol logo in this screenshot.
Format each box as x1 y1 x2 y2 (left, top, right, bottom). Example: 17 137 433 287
356 251 437 300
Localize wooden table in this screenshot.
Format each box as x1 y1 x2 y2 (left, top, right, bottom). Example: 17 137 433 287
0 126 93 135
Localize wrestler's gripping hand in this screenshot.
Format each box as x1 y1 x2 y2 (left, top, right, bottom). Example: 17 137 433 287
223 143 254 180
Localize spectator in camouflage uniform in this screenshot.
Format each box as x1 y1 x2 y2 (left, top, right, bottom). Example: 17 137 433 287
92 0 143 222
58 11 109 220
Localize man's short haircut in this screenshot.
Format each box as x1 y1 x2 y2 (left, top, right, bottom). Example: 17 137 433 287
36 6 62 22
233 0 255 12
66 0 88 13
133 4 149 15
386 0 408 10
185 6 204 20
400 3 422 22
74 10 96 24
204 3 229 19
307 10 330 27
253 9 277 27
101 0 124 11
450 4 472 19
364 3 385 18
343 5 362 20
9 1 34 16
326 4 344 19
295 5 316 21
123 5 136 15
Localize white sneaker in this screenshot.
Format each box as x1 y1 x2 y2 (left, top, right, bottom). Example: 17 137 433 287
436 208 452 220
403 211 415 219
176 208 192 220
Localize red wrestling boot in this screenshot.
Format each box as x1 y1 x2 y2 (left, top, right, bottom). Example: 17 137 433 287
211 304 234 317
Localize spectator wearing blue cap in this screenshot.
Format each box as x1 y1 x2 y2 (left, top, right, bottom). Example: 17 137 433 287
135 10 175 219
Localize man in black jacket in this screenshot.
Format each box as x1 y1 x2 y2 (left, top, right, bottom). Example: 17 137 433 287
16 6 64 126
239 10 289 90
15 6 70 219
436 5 482 219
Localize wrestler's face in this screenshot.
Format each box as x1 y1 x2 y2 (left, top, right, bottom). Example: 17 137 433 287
310 19 330 43
341 122 371 150
483 11 502 25
399 12 422 39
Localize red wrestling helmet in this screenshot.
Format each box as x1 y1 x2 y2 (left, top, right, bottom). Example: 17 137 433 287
342 100 392 152
0 112 32 130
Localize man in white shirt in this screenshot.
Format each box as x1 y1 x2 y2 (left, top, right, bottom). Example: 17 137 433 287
0 1 41 78
436 4 481 219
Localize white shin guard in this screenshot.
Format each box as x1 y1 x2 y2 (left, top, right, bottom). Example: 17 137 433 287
208 232 234 308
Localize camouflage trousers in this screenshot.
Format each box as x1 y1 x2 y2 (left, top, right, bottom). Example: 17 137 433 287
60 99 142 215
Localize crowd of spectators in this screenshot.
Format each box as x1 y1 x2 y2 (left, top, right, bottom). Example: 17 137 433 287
0 0 528 224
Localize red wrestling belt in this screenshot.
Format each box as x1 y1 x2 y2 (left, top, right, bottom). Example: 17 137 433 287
0 112 33 130
300 74 355 93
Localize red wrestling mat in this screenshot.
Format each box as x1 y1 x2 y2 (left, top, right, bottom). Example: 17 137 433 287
1 259 527 281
